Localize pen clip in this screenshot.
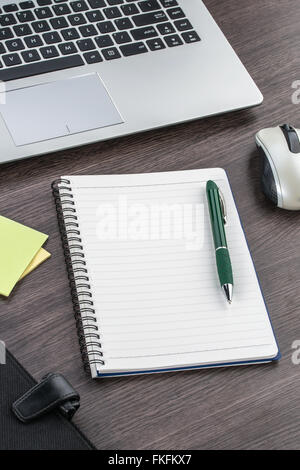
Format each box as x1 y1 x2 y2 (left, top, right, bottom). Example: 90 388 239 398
218 189 227 225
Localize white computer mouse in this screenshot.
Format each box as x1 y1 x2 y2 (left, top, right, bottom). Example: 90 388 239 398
255 124 300 210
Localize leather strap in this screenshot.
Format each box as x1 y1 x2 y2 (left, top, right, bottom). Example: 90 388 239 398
12 373 80 423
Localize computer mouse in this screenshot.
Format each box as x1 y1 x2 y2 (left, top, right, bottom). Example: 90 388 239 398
255 124 300 210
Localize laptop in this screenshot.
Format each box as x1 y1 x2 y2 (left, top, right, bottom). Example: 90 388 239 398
0 0 263 163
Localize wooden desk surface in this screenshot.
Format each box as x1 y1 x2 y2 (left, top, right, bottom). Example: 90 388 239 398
1 0 300 450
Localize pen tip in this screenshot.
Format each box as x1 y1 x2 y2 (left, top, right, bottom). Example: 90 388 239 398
222 284 233 304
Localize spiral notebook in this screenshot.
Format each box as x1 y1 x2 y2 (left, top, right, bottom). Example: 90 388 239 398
52 169 279 378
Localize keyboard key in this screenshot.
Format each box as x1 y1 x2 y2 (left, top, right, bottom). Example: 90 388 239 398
71 1 89 12
58 41 77 54
102 46 120 60
3 4 19 12
0 54 84 81
131 26 157 40
174 18 192 31
19 1 35 9
77 37 95 50
147 37 165 50
2 52 21 66
17 10 35 22
115 17 133 29
79 24 97 36
97 20 115 33
68 13 86 25
5 38 25 51
40 44 59 57
88 0 105 8
84 50 102 63
94 34 113 48
24 34 43 47
181 30 200 43
113 31 131 44
0 27 13 39
43 30 61 43
0 14 17 26
132 11 167 27
159 0 177 7
37 0 53 5
35 7 53 18
120 41 147 56
157 22 174 34
53 3 71 15
14 23 32 35
50 16 68 28
86 10 104 22
107 0 123 4
164 33 182 47
61 27 79 39
0 43 6 54
32 20 50 32
167 7 184 20
138 0 160 12
21 48 41 62
121 4 138 15
103 7 122 19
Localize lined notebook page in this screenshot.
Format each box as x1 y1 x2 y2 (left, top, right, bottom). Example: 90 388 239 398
64 169 278 376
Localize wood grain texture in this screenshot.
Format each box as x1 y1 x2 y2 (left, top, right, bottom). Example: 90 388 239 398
1 0 300 450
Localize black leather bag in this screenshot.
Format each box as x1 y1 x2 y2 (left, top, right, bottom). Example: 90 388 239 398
0 349 95 450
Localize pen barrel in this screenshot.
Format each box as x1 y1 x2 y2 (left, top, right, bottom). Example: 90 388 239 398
216 248 233 287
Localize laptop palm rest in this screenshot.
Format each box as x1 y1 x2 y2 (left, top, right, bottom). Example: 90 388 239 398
0 73 123 146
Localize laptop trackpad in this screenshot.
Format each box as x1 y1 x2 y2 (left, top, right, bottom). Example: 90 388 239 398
0 73 123 146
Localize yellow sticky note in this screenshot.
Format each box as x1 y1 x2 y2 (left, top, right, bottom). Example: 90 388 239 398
0 216 48 297
19 247 51 280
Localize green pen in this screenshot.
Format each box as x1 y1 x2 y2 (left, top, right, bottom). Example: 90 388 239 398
206 180 234 304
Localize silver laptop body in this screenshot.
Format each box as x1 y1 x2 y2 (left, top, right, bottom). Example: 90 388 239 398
0 0 262 163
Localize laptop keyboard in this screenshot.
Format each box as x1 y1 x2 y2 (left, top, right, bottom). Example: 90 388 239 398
0 0 200 81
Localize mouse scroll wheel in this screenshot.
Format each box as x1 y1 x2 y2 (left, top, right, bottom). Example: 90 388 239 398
280 124 300 154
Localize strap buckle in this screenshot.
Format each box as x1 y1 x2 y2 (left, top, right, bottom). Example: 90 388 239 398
12 373 80 423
